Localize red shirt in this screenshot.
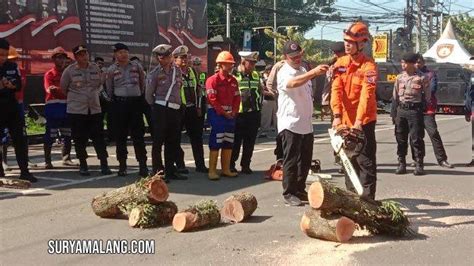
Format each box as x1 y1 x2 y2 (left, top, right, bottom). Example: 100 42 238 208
15 67 27 103
205 71 240 116
44 66 67 103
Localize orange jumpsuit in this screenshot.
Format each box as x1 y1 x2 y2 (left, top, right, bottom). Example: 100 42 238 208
330 54 378 127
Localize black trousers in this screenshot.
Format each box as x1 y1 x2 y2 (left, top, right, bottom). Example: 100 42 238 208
275 134 284 160
410 114 447 163
280 129 314 196
0 100 28 174
111 97 147 164
345 121 377 200
99 98 113 141
143 98 153 136
176 106 205 169
395 106 425 161
69 113 108 161
231 111 261 169
151 104 183 175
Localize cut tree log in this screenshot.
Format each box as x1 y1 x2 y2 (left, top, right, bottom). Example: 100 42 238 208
308 181 412 236
0 178 31 189
221 192 258 222
173 200 221 232
300 209 356 242
91 174 168 218
128 201 178 228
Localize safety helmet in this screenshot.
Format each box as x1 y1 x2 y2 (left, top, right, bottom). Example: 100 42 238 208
8 46 19 59
51 47 67 58
215 51 235 64
343 22 370 42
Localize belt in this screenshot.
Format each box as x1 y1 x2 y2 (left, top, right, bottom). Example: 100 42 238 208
208 104 232 111
114 96 142 102
399 102 422 109
155 100 181 110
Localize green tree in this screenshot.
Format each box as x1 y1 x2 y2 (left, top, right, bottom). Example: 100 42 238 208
450 14 474 54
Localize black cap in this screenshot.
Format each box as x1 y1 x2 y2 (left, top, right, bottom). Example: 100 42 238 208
113 43 129 52
401 52 418 63
0 38 10 50
330 41 345 54
130 56 140 62
94 57 104 62
282 40 302 56
72 45 88 54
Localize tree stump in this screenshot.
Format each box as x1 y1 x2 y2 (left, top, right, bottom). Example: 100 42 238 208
308 181 412 236
221 192 258 222
0 178 31 189
128 201 178 228
300 209 356 242
91 174 169 218
173 200 221 232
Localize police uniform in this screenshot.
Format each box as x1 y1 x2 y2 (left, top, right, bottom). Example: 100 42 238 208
230 51 262 174
173 46 207 172
105 43 148 177
0 39 35 181
145 44 186 180
43 48 74 169
393 58 430 175
60 45 111 176
331 53 378 199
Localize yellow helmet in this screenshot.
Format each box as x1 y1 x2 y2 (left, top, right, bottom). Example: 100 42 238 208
8 46 19 59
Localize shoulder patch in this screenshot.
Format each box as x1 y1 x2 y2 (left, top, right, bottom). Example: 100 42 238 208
365 70 377 77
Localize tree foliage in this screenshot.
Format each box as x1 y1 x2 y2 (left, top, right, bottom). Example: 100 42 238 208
450 14 474 54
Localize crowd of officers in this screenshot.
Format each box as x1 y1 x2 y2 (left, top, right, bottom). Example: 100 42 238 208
0 19 470 205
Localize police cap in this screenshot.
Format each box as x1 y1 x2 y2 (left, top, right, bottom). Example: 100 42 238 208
238 51 259 62
172 45 189 57
152 44 172 56
113 43 129 52
72 45 88 54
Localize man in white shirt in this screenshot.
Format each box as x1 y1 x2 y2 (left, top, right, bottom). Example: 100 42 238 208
277 40 328 206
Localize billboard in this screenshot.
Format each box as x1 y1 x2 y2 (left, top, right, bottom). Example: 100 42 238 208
0 0 207 75
372 33 389 62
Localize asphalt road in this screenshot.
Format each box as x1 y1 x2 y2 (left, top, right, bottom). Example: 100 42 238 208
1 114 473 265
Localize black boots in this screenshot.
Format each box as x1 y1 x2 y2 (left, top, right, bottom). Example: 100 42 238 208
44 144 53 169
395 157 407 175
414 160 425 176
100 159 112 175
118 160 127 176
138 161 149 177
79 159 90 176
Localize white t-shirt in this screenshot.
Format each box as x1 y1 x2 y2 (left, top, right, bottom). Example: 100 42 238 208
276 63 313 134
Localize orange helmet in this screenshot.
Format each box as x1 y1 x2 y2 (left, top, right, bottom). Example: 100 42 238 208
8 46 19 59
215 51 235 64
343 22 370 42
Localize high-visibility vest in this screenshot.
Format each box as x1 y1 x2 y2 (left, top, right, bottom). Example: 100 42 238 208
235 71 261 113
180 67 199 107
199 72 207 96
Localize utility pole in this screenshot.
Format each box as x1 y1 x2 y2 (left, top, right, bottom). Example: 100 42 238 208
226 2 230 38
416 0 422 52
273 0 277 63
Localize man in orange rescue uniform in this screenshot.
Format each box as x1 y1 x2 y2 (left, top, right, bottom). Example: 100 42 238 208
331 22 378 200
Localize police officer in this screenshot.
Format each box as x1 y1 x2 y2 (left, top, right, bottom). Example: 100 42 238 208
392 52 430 176
193 57 208 128
0 38 36 182
331 22 378 199
95 56 113 142
43 47 77 169
173 45 208 173
205 51 241 180
230 51 262 174
145 44 187 182
410 54 453 168
105 43 148 177
60 45 112 176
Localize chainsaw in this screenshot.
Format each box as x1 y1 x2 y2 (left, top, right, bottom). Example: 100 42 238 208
328 127 365 195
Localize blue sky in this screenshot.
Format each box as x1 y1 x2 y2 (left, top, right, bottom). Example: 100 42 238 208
304 0 474 41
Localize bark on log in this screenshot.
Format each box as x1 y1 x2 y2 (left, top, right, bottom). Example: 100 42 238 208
91 174 169 218
300 209 356 242
0 178 31 189
128 201 178 228
173 200 221 232
221 192 258 222
308 181 412 236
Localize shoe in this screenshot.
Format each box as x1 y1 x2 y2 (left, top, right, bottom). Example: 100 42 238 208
295 191 308 202
100 160 112 175
177 167 189 174
466 160 474 167
118 161 127 176
79 160 90 176
20 172 38 183
241 167 253 175
62 159 79 167
195 166 208 173
44 162 54 169
439 160 454 168
221 149 237 177
208 150 220 180
166 172 188 180
395 157 407 175
414 161 425 176
230 167 238 173
139 166 150 177
283 194 302 206
117 169 127 176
